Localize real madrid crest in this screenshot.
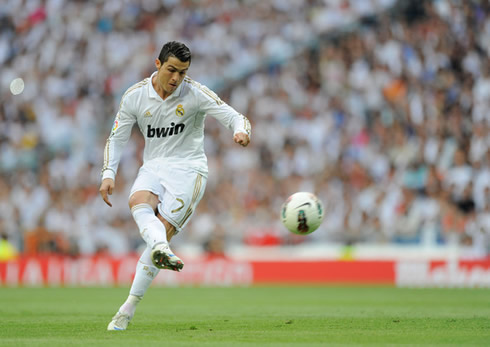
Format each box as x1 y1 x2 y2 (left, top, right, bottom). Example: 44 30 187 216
176 104 185 117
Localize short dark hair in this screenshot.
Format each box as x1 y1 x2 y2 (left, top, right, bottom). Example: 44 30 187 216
158 41 191 65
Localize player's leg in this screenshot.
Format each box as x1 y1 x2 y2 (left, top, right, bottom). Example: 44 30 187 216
107 220 178 331
118 223 177 313
129 190 167 248
108 166 170 331
129 188 183 270
107 246 157 331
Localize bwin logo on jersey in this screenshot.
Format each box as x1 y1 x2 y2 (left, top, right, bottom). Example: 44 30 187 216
147 123 185 138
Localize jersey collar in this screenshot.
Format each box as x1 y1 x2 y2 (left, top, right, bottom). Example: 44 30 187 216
148 71 184 101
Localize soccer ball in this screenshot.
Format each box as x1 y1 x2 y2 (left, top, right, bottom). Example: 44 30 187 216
281 192 324 235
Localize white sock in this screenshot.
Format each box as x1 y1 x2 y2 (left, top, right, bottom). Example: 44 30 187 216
131 203 167 249
120 247 160 317
129 247 159 298
119 294 141 318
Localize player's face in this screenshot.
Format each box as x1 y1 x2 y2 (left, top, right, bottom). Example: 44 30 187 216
155 56 189 97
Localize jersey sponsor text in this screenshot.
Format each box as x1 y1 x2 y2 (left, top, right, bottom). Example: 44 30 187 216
147 123 185 138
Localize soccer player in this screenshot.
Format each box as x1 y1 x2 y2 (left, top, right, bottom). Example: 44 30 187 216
99 41 251 331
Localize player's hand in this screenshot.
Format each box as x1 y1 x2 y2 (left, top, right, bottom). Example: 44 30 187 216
234 132 250 147
99 178 115 207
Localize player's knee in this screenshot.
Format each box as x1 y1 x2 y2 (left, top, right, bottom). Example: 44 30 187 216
129 191 158 210
128 194 141 209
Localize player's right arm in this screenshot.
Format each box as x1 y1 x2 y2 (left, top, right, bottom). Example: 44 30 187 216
100 96 136 207
99 178 115 207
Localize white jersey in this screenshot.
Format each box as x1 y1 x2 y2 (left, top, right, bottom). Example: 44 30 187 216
102 72 251 181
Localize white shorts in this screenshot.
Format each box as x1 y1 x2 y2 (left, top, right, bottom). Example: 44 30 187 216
129 160 207 234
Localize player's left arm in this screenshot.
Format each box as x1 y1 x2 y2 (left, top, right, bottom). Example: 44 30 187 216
197 85 251 147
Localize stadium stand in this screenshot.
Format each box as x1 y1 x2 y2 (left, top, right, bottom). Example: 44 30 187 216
0 0 488 259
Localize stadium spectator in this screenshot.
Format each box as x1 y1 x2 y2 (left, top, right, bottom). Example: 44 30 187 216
0 231 18 261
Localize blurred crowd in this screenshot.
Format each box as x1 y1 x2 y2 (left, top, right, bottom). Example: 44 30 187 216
0 0 489 259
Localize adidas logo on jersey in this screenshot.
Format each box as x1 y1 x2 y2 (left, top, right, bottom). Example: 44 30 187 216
147 123 185 138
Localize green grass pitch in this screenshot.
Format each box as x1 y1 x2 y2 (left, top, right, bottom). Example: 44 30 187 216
0 286 489 346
